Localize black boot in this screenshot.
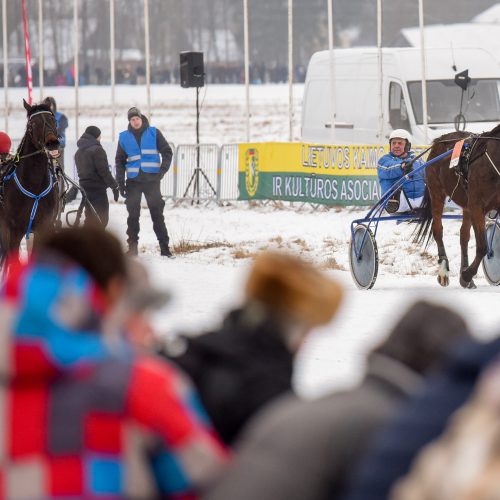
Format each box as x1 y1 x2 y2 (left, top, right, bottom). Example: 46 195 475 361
159 240 175 259
126 241 138 257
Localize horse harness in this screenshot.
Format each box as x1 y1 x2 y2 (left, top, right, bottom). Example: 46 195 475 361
0 110 64 239
444 133 500 191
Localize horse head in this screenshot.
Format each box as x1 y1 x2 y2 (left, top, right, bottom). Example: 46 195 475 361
23 98 60 153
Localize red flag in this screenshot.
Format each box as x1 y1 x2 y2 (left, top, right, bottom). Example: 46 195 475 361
21 0 33 105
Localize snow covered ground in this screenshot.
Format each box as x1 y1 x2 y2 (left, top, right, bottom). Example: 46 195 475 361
5 83 500 398
102 200 500 399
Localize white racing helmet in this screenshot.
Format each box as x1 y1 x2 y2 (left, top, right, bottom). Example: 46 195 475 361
389 129 412 152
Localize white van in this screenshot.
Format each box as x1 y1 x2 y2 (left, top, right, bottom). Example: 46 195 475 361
301 47 500 144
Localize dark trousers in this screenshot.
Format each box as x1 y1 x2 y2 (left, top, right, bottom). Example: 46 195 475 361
125 180 168 244
82 184 110 227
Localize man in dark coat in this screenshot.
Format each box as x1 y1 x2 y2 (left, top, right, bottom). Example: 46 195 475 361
342 335 500 500
115 107 173 257
75 125 119 227
163 251 344 445
203 301 471 500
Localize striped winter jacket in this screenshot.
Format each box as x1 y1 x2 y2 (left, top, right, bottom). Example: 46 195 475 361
0 253 228 499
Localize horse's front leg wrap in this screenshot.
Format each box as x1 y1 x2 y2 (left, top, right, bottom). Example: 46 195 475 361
437 255 450 287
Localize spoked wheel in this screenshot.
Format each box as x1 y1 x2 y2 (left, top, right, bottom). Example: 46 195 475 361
349 224 379 290
482 221 500 286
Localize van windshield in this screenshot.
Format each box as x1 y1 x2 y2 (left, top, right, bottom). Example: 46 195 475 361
408 79 500 124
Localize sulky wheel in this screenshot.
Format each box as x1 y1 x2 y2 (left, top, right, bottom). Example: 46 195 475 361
349 224 379 290
482 221 500 286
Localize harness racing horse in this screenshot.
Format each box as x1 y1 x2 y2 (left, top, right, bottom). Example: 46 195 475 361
0 98 62 268
415 125 500 288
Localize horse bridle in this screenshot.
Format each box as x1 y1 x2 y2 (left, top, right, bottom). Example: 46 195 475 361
17 109 59 158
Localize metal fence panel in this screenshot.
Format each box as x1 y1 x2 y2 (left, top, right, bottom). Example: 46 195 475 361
219 144 239 201
171 144 219 201
160 143 239 202
159 141 175 198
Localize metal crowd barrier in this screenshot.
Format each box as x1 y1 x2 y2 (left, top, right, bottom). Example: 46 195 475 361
161 143 239 203
63 140 240 204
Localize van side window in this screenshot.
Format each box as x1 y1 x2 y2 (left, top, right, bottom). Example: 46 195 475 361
389 82 411 130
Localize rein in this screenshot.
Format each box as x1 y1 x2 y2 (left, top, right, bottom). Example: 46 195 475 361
1 108 60 239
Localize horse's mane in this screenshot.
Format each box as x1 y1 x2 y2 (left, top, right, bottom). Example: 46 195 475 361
432 130 470 146
468 123 500 158
481 123 500 139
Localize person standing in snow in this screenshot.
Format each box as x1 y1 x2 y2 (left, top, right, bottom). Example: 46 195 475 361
115 107 174 258
47 96 68 169
75 125 119 227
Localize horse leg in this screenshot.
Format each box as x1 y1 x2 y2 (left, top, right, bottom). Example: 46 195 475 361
0 227 23 277
461 206 487 286
431 195 449 287
458 209 476 289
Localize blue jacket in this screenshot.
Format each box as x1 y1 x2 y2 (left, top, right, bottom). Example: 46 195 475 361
55 111 68 147
377 152 425 199
342 337 500 500
118 127 161 179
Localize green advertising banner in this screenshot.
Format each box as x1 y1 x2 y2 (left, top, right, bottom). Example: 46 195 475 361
238 142 390 206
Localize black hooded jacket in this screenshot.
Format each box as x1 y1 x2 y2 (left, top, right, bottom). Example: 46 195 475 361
74 133 118 190
164 306 295 445
115 115 173 186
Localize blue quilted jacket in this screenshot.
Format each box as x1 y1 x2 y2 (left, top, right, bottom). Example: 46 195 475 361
377 152 425 199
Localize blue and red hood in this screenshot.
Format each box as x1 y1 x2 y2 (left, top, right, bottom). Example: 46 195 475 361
0 253 113 382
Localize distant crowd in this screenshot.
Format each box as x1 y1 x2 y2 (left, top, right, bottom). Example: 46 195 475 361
2 61 307 87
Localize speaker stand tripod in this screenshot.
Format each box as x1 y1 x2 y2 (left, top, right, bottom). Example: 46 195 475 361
183 86 217 203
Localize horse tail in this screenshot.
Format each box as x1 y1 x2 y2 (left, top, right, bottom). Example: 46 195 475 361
412 187 434 247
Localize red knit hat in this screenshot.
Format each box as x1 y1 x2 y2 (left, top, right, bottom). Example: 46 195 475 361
0 131 11 154
0 132 12 154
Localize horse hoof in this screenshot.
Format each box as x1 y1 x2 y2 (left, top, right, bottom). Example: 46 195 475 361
459 276 469 288
467 280 477 289
461 269 476 285
437 275 449 287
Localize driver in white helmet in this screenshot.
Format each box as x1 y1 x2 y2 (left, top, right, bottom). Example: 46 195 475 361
377 129 426 213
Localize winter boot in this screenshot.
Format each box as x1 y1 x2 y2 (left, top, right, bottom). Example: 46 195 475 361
159 240 175 259
126 241 138 257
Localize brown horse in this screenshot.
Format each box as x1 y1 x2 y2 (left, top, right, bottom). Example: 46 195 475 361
0 98 61 268
415 125 500 288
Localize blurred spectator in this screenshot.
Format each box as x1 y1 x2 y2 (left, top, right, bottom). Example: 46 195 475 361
0 130 12 162
162 251 343 445
342 334 500 500
204 301 471 500
392 359 500 500
114 258 171 350
0 225 228 499
74 125 119 227
46 96 68 170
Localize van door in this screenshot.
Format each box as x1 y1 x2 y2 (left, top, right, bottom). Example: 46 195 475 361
302 79 331 143
388 81 411 132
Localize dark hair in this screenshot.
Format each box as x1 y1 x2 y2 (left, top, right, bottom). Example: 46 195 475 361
84 125 101 139
37 226 126 290
372 300 471 375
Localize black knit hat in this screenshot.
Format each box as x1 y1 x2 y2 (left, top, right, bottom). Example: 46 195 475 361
127 107 142 121
85 125 101 139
